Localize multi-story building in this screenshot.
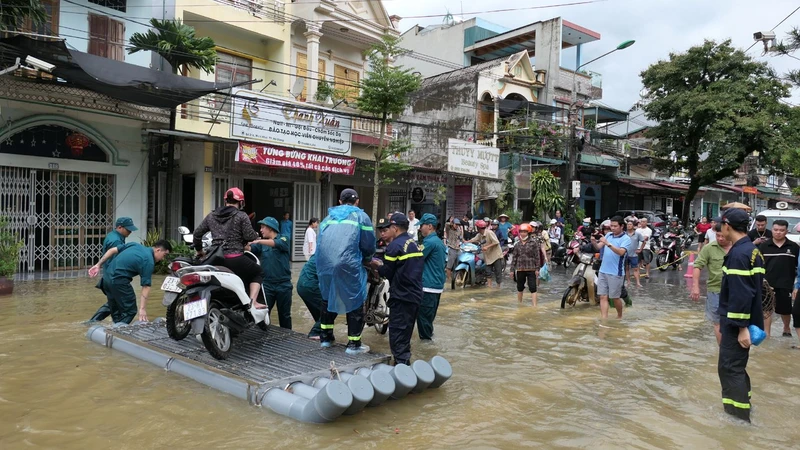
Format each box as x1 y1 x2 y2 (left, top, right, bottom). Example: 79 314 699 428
0 0 217 277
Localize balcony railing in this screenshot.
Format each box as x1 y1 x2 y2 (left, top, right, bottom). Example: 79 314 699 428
212 0 285 21
352 117 394 139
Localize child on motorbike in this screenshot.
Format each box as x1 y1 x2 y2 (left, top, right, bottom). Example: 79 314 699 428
510 223 542 306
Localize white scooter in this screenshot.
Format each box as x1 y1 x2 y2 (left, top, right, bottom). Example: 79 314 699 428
161 232 268 360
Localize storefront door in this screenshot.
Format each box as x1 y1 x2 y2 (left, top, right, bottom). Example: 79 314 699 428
292 182 320 261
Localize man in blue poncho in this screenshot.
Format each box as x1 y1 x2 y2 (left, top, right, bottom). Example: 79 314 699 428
317 188 376 354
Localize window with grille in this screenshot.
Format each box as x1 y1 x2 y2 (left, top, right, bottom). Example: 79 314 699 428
334 64 360 103
89 0 127 12
214 52 252 114
295 52 327 102
88 14 125 61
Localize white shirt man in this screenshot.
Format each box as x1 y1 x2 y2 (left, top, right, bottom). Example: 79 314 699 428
637 219 653 278
302 220 319 260
407 210 420 240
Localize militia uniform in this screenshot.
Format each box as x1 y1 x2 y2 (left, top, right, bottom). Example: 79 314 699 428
90 217 137 321
250 217 293 329
418 214 446 340
718 210 765 423
379 213 424 365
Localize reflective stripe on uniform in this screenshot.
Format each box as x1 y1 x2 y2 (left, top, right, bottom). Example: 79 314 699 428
320 219 372 232
348 335 361 341
320 324 335 330
727 312 751 319
722 398 750 409
722 266 766 276
398 252 423 260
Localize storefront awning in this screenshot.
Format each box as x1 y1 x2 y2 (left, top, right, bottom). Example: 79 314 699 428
618 178 662 190
650 180 689 192
0 36 238 109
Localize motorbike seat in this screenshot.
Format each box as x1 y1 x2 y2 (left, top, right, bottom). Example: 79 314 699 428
212 266 235 274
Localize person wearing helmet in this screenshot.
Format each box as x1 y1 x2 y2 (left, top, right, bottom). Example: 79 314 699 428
194 187 263 308
510 223 542 306
548 219 562 249
667 216 684 236
249 217 293 329
445 217 464 281
467 219 504 288
491 219 504 246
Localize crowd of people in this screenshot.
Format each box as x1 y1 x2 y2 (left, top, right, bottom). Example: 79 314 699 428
85 186 800 423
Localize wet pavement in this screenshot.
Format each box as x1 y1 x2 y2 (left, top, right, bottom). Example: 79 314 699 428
2 264 800 449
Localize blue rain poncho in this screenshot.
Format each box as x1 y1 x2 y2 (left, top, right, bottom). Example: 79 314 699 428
317 204 376 314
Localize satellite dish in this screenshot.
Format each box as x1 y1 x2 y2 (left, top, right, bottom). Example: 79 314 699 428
289 77 305 99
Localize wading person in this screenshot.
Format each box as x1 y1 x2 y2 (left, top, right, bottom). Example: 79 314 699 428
317 189 376 354
249 217 293 329
88 217 138 322
509 223 541 306
691 223 730 344
418 214 446 340
89 240 172 324
717 208 765 423
296 254 323 340
625 218 646 288
469 220 503 288
591 216 631 319
445 218 463 282
194 188 263 308
757 219 798 338
370 213 423 365
303 218 319 260
637 218 653 279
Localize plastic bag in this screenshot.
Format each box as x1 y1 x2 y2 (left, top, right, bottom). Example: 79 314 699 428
538 263 551 282
748 325 766 346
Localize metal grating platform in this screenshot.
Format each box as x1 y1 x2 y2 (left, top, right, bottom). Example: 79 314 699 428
107 322 390 388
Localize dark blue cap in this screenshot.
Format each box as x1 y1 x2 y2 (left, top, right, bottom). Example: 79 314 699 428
721 208 749 228
389 213 409 228
115 217 137 232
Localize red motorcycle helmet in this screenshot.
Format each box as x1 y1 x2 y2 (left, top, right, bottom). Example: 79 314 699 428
475 220 487 229
225 187 245 203
519 223 533 233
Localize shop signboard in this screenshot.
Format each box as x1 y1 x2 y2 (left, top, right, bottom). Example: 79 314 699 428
231 89 352 156
236 142 356 175
446 139 499 179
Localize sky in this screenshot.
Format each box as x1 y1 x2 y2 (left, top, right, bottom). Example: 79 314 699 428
384 0 800 123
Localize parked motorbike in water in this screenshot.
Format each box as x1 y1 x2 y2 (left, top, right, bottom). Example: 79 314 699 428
550 240 568 267
451 242 490 289
561 250 599 308
656 232 684 271
564 232 588 268
161 241 269 360
364 263 390 335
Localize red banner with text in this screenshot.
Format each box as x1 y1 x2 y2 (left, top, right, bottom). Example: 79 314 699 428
236 142 356 175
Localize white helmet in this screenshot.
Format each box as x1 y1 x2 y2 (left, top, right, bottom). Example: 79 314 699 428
550 219 557 225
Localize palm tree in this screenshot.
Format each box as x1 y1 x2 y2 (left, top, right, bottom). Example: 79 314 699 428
128 19 218 236
1 0 47 30
128 18 218 75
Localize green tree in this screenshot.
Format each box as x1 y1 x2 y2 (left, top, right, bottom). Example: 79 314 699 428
128 18 218 75
355 34 422 223
531 169 564 220
0 0 47 30
773 26 800 86
638 40 791 222
128 19 218 237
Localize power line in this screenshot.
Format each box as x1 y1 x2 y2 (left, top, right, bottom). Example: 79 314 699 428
746 5 800 53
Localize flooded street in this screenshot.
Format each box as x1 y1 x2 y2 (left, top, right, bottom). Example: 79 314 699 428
2 266 800 449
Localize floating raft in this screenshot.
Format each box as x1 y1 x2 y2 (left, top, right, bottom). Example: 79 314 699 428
86 322 452 422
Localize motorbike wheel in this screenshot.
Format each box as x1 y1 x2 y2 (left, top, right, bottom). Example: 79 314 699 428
560 286 580 309
201 305 232 360
166 293 191 341
453 269 467 289
656 253 668 272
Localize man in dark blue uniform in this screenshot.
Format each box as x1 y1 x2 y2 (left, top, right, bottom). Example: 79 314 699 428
371 213 424 365
718 208 765 423
250 216 292 329
90 240 172 324
88 217 138 322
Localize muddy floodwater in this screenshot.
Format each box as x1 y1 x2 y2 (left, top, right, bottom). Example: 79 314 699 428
2 266 800 449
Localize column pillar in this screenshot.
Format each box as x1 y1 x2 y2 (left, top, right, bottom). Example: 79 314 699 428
304 22 323 102
492 96 501 147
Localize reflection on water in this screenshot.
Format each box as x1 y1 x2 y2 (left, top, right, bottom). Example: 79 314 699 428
1 268 800 448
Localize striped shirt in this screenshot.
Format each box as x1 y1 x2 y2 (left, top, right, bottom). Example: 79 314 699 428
757 239 800 289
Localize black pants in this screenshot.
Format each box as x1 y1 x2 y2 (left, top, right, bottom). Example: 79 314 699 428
221 254 263 285
718 319 752 422
515 270 537 293
773 287 792 316
489 259 503 285
90 278 112 321
388 298 419 365
264 283 292 329
417 292 440 340
319 299 365 344
297 283 322 337
794 293 800 329
101 278 138 324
